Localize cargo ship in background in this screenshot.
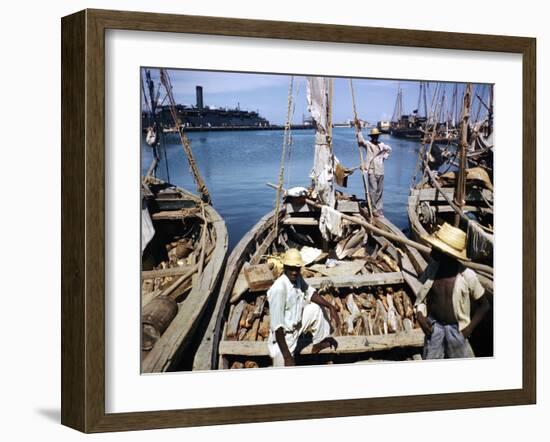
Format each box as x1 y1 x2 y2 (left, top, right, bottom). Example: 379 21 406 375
142 84 274 132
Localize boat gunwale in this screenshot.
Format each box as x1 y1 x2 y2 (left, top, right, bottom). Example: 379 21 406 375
211 206 429 366
141 179 228 373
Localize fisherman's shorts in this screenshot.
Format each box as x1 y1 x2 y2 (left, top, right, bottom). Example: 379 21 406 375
422 317 475 359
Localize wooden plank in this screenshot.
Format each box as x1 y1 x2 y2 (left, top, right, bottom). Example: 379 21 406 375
336 200 360 213
282 217 319 226
305 272 403 288
142 202 228 373
152 210 200 220
309 260 366 278
219 329 424 356
141 265 192 279
153 199 197 211
244 264 274 292
226 300 246 339
417 187 493 203
285 201 312 214
249 228 277 265
433 205 481 213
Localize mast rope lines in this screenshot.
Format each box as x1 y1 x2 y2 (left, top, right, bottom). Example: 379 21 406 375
159 68 211 204
274 76 295 234
454 83 472 227
411 83 443 189
349 79 374 221
285 80 301 189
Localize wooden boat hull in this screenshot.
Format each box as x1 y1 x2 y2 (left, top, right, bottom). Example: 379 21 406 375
204 201 430 370
407 184 494 299
140 177 228 373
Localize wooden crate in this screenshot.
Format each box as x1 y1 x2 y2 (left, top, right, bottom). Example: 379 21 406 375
244 263 275 292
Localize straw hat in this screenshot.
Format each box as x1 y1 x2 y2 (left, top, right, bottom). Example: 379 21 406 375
422 222 470 261
369 127 381 137
281 248 304 267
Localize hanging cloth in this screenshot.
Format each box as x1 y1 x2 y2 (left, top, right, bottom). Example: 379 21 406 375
319 205 344 241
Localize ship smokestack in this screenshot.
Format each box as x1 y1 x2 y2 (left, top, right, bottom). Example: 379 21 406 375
196 86 204 109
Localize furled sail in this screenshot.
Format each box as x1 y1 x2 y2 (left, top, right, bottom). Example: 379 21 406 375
307 77 336 208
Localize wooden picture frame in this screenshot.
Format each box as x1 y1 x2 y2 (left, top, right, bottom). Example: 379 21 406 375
61 8 536 433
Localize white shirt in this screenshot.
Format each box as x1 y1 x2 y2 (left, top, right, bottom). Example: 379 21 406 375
267 273 315 334
358 132 392 176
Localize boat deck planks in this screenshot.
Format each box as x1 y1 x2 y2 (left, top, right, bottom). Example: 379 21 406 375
282 217 319 226
415 187 493 203
219 329 424 357
142 196 228 373
336 200 360 213
305 272 404 288
193 211 277 370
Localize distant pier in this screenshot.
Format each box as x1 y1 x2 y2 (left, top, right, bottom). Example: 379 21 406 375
158 124 316 133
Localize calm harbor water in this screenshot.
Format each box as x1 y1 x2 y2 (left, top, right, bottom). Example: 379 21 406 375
141 128 421 251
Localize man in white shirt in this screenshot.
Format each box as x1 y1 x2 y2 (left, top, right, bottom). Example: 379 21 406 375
267 249 340 367
357 127 392 217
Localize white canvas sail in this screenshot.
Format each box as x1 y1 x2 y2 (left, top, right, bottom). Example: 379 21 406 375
307 77 336 208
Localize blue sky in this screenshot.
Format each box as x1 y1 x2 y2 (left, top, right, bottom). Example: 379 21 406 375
142 68 491 126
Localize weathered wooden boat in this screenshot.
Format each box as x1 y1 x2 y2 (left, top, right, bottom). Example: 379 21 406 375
204 193 433 370
407 83 494 293
407 175 493 282
140 68 228 373
141 176 228 373
196 77 433 370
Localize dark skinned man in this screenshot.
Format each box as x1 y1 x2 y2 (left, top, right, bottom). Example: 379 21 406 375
414 222 490 359
267 248 340 367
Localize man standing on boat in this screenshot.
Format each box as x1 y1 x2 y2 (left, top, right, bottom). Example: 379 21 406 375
414 223 490 359
267 249 340 367
357 127 392 217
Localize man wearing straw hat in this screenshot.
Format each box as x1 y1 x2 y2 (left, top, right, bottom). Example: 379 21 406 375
267 248 340 367
357 127 392 217
414 223 490 359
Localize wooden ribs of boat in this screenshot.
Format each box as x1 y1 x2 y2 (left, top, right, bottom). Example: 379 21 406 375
407 183 494 295
205 199 429 370
140 178 228 373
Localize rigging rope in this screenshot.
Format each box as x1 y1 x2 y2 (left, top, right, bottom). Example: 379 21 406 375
159 69 211 204
349 79 373 220
160 129 171 184
274 76 295 234
285 79 301 189
411 82 442 188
